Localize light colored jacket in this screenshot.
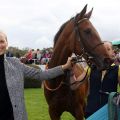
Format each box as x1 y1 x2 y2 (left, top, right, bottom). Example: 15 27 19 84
4 57 64 120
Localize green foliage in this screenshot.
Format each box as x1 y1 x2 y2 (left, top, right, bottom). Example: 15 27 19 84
7 46 29 57
24 88 75 120
7 46 53 58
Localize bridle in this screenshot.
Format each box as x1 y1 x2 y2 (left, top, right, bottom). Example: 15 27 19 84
44 16 104 92
73 16 104 66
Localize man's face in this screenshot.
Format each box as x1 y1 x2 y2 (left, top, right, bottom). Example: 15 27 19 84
104 42 115 59
0 33 8 55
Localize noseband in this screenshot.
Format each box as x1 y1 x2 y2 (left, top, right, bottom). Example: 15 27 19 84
74 17 104 65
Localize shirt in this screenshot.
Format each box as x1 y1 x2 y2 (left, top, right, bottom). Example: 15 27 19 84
0 54 14 120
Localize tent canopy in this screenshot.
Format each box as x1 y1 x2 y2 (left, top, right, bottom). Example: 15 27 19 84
112 40 120 45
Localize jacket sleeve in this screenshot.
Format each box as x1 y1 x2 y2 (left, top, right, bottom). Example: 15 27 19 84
21 62 64 81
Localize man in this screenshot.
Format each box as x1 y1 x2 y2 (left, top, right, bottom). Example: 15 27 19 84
0 31 73 120
84 41 120 118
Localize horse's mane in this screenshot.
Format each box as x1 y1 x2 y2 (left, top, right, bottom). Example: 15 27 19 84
54 18 73 47
53 22 68 47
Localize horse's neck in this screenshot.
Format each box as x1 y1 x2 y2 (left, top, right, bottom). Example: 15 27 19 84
46 45 71 86
49 45 71 68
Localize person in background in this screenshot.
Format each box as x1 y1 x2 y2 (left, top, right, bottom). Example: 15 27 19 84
0 31 73 120
84 41 120 118
24 49 33 64
114 49 120 65
6 51 13 57
36 49 42 64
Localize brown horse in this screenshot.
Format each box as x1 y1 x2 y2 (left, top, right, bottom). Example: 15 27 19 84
44 5 111 120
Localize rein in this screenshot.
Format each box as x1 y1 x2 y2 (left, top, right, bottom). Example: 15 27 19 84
62 65 89 87
43 80 64 92
44 64 89 92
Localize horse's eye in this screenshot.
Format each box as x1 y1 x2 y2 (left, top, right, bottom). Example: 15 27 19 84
84 28 91 35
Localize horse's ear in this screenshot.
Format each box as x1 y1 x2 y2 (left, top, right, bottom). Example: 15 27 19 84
75 4 87 22
84 8 93 19
80 4 87 18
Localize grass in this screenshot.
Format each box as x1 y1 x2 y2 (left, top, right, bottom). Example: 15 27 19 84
25 87 120 120
24 88 74 120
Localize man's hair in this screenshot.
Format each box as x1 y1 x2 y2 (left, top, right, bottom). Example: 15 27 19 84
103 41 112 45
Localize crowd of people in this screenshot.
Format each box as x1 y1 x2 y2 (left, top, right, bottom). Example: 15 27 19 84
22 48 53 64
6 45 120 66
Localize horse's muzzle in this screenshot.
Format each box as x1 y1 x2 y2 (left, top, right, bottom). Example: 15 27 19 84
90 57 113 70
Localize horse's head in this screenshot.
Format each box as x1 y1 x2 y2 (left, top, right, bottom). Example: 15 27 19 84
55 5 112 70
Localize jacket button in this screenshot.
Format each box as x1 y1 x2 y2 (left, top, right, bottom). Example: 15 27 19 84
14 105 17 107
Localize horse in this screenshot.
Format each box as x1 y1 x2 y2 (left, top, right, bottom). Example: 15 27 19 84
44 5 112 120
